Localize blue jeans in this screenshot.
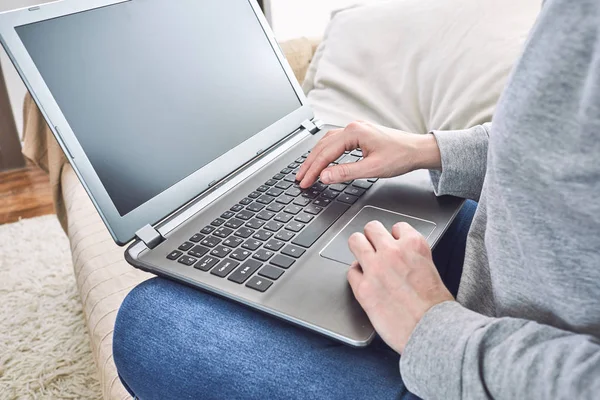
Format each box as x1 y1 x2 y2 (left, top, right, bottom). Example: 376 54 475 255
114 201 477 400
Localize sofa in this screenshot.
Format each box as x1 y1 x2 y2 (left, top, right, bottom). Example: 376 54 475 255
21 1 539 398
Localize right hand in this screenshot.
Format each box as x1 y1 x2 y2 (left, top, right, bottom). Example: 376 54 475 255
296 121 442 188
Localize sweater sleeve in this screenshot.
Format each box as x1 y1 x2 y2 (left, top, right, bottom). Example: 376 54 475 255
400 301 600 400
429 123 491 201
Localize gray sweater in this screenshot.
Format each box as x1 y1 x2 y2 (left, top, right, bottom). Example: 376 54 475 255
400 0 600 398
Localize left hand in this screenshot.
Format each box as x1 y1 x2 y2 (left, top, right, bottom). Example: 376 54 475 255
347 221 454 354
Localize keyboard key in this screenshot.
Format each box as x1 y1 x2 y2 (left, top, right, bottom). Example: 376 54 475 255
211 245 232 258
230 248 252 261
353 180 373 190
236 210 255 220
288 162 300 169
189 233 205 243
195 255 219 271
367 178 379 183
301 189 320 199
256 210 276 220
280 168 293 174
240 198 253 205
235 227 255 238
266 203 285 212
270 254 295 269
276 195 294 205
266 188 284 197
345 187 366 197
283 174 297 183
229 260 262 284
211 218 225 227
264 239 285 251
247 202 265 212
200 226 215 235
189 245 210 258
253 230 273 241
223 236 244 248
167 250 183 260
253 249 275 262
285 188 302 197
313 198 331 207
283 205 302 215
293 197 311 207
329 183 347 192
305 205 323 215
264 221 284 232
211 259 239 278
248 191 261 199
295 213 314 224
302 152 310 158
285 221 305 232
242 239 262 251
256 195 275 205
351 149 363 157
200 236 221 248
275 181 292 190
214 227 234 238
265 179 278 186
245 218 265 229
256 185 269 192
225 218 244 229
281 244 306 258
274 213 293 223
295 157 306 164
258 265 284 280
292 201 350 248
338 193 359 205
338 154 360 164
275 230 295 242
230 204 245 212
321 189 339 200
311 182 328 192
221 211 236 220
178 255 197 266
179 242 194 251
246 276 274 292
272 173 285 180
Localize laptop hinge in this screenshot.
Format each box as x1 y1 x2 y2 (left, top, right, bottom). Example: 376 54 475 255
301 119 320 134
135 224 165 249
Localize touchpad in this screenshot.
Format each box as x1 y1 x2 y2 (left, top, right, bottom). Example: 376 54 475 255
320 206 437 265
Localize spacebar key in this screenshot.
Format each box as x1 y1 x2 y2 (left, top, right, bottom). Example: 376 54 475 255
292 201 350 248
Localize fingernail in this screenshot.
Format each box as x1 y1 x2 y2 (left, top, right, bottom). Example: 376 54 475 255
321 170 331 182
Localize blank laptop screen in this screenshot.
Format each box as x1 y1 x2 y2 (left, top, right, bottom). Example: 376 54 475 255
16 0 301 216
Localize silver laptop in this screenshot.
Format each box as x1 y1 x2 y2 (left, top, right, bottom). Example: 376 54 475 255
0 0 463 346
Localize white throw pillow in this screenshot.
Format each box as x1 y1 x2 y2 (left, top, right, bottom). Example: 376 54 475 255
303 0 541 133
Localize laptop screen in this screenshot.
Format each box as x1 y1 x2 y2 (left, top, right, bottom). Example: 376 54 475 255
16 0 301 216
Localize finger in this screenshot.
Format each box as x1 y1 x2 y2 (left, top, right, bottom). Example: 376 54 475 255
296 128 343 182
391 222 405 240
299 137 349 188
348 232 375 267
363 220 394 250
396 222 417 238
347 261 364 291
320 158 379 184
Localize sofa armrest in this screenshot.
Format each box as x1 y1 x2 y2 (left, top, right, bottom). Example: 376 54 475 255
21 37 321 233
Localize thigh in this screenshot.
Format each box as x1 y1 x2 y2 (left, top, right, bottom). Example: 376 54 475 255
114 277 419 400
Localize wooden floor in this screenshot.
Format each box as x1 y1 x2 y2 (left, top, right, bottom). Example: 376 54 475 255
0 161 54 225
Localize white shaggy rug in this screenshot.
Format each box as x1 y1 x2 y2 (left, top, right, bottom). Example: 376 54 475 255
0 215 102 399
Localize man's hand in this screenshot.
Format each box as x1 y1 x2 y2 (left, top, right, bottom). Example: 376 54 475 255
347 221 454 354
296 121 441 189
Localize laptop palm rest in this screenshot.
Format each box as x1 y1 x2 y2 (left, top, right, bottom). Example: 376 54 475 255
320 206 437 265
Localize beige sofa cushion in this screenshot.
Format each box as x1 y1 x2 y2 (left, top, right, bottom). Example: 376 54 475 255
303 0 541 132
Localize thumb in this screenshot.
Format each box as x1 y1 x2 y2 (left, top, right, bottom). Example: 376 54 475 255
321 159 377 184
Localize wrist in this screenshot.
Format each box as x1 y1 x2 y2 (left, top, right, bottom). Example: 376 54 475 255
412 133 442 171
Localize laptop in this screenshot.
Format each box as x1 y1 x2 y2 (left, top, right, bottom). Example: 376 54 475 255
0 0 463 346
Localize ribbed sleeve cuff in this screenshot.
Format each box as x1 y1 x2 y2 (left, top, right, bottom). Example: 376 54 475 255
400 301 491 400
429 124 490 201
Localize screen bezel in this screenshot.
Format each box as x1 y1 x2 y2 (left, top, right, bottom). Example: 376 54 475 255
0 0 313 245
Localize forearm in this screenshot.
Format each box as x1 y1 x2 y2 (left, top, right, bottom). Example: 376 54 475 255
401 301 600 400
425 123 491 201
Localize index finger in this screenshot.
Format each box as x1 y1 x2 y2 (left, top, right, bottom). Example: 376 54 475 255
296 128 343 182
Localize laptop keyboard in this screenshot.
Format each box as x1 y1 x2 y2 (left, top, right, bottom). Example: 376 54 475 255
166 149 377 293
